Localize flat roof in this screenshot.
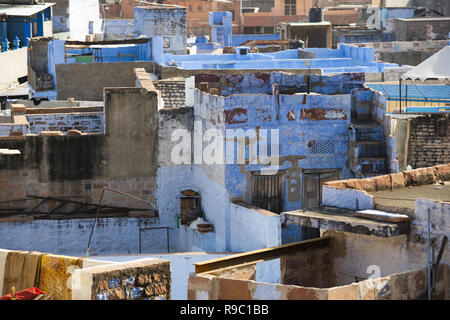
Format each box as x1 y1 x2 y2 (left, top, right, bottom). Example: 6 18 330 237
281 206 408 238
370 182 450 211
0 3 54 17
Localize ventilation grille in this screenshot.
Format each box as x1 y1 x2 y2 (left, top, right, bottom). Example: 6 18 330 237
309 140 336 155
257 143 279 158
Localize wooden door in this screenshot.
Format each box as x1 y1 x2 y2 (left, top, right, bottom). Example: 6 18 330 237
302 170 340 209
251 172 284 214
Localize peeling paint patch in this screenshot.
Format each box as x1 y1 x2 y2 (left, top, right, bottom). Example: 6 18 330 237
224 108 248 124
300 108 347 120
287 110 296 121
254 73 271 82
195 74 221 84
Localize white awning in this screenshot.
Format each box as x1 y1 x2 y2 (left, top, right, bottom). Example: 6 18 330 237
400 46 450 84
0 3 55 17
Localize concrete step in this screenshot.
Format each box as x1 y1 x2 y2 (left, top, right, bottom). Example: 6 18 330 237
354 125 384 141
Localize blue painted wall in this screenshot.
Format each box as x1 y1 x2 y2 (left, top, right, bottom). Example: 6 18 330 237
164 44 398 73
209 12 232 47
64 42 152 63
195 73 371 212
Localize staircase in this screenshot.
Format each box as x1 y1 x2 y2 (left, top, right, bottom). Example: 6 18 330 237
353 121 388 178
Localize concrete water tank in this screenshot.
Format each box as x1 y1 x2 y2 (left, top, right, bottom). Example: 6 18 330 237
309 7 323 23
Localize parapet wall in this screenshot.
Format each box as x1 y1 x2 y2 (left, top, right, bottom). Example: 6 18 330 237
188 263 449 300
322 163 450 211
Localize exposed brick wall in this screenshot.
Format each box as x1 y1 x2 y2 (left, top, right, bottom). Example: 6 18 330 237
26 112 104 134
408 115 450 169
154 80 186 108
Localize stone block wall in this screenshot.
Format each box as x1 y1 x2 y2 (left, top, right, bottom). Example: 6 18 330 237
408 115 450 169
73 258 171 300
154 80 186 108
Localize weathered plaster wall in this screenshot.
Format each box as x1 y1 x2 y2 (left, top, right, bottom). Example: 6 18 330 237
229 202 281 252
0 74 166 254
134 6 187 55
0 217 161 256
328 229 449 294
281 246 334 288
188 263 449 299
104 86 158 180
55 61 158 101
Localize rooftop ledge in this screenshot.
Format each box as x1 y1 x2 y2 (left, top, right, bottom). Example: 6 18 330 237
281 206 410 238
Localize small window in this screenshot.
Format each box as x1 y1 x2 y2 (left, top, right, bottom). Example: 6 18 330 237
285 0 296 16
240 48 247 55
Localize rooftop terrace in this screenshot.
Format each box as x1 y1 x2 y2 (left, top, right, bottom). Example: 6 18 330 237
164 44 398 74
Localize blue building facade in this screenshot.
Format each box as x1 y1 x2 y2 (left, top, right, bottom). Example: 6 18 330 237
188 72 388 245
